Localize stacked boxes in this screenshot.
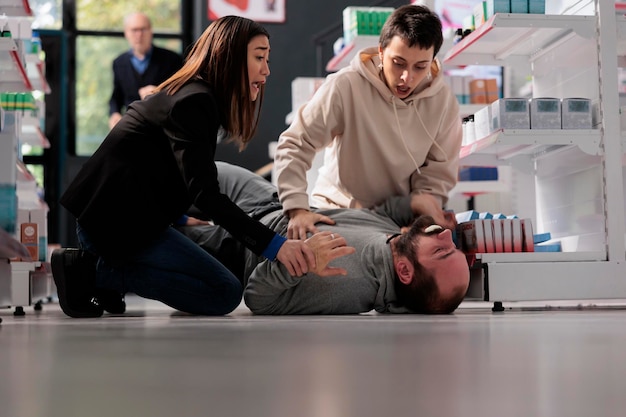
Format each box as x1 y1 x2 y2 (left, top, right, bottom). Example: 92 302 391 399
342 7 394 44
0 92 37 112
462 97 592 145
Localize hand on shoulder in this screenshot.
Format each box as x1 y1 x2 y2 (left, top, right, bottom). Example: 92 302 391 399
286 208 335 240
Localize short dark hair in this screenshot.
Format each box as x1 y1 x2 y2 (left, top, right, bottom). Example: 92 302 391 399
393 216 467 314
379 4 444 57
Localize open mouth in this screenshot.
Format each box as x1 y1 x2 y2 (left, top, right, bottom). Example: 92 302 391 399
396 85 410 95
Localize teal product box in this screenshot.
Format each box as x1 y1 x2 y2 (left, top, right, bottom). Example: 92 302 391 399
455 210 480 223
0 184 17 234
486 0 510 18
533 232 551 244
535 242 561 252
528 0 545 14
510 0 528 13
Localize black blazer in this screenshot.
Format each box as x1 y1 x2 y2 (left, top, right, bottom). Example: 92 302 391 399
109 45 183 115
63 80 276 264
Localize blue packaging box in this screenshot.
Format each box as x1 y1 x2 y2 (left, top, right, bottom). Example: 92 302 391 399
459 167 499 181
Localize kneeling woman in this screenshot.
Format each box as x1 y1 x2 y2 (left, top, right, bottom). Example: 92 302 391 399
52 16 348 318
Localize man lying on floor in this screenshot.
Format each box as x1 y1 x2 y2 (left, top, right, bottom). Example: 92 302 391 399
179 162 470 315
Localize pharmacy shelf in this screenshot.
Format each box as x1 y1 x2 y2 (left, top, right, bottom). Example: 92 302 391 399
0 39 32 91
473 259 626 302
477 250 605 263
459 129 601 164
0 0 32 16
617 15 626 66
326 35 379 72
20 124 49 148
443 13 596 67
25 53 50 93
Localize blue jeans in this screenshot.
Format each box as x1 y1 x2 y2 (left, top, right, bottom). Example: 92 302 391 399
76 223 242 315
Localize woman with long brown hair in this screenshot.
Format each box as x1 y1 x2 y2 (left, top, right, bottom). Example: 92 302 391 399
52 16 350 318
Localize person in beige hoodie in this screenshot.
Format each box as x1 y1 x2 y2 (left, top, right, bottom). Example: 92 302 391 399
274 4 462 240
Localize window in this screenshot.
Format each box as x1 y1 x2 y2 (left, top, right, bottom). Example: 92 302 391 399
30 0 63 30
74 1 183 155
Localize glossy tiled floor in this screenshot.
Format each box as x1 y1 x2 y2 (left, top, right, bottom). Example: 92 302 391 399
2 297 626 417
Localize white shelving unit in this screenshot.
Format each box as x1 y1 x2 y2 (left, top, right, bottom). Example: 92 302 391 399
445 1 626 305
326 35 379 72
0 0 53 317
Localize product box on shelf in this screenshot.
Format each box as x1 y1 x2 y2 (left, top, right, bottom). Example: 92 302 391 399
491 98 530 129
561 98 592 129
486 0 510 17
0 184 17 234
458 166 498 181
528 0 546 14
342 7 393 44
446 74 473 105
473 2 488 29
530 97 561 129
456 217 536 254
17 208 48 261
473 104 492 138
510 0 528 13
469 78 498 104
20 222 37 260
291 77 325 113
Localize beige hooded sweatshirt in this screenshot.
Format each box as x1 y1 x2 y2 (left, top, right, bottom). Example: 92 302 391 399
274 47 462 212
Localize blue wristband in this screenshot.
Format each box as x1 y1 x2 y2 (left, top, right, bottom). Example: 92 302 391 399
174 215 189 226
262 234 287 261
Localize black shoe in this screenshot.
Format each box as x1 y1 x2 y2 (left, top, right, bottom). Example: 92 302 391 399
51 248 103 318
96 288 126 314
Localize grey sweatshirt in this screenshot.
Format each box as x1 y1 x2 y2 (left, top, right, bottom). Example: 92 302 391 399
244 196 416 315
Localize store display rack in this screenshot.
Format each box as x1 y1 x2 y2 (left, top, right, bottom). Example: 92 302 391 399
0 0 53 317
444 1 626 307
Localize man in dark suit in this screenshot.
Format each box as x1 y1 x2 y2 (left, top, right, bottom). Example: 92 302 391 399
108 12 183 129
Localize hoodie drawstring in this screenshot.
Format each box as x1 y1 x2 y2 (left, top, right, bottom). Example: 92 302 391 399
390 96 450 177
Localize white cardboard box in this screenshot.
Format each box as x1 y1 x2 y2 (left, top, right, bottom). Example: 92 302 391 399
561 98 592 129
530 97 561 129
491 98 530 130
